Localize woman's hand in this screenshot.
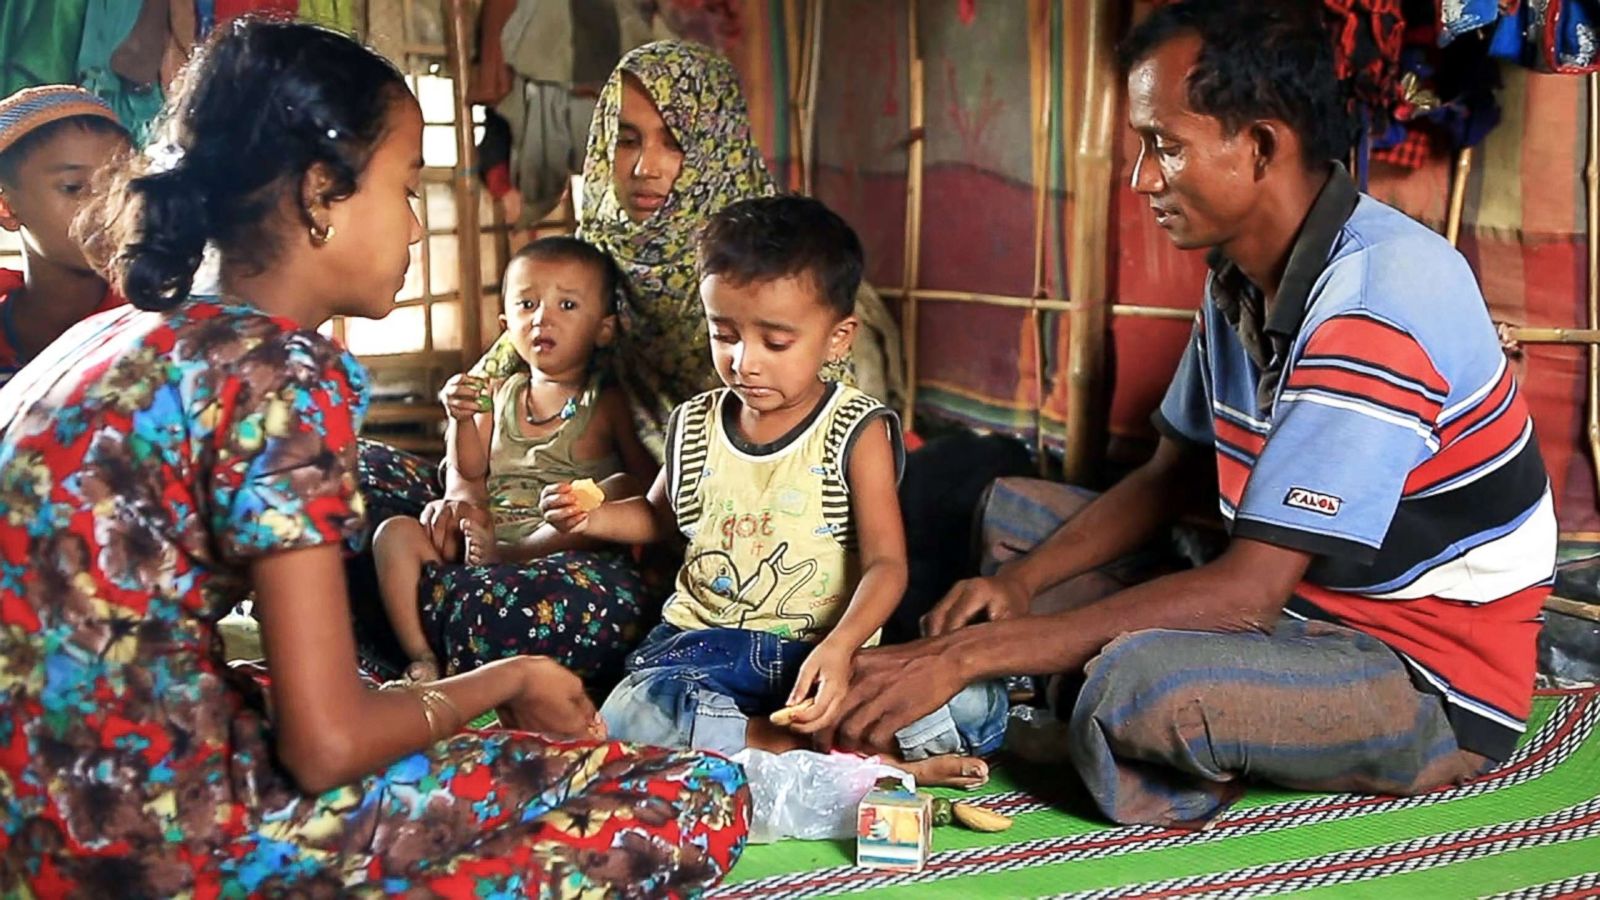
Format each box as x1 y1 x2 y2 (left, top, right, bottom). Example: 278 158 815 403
496 656 607 741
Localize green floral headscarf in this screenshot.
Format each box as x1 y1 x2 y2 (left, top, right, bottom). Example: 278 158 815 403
475 40 777 458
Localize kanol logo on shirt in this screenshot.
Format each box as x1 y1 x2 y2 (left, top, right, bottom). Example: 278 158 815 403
1284 486 1342 517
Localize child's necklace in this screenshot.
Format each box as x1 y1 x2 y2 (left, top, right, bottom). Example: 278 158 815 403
524 387 578 426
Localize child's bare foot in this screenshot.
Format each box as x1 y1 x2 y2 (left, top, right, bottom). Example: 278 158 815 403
405 657 440 683
899 755 990 789
461 518 498 565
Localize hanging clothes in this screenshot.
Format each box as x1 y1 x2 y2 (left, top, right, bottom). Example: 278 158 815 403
494 81 596 221
1372 32 1502 168
1487 0 1600 73
196 0 215 38
489 0 641 221
0 0 91 98
77 0 165 139
299 0 354 32
1439 0 1505 44
1325 0 1407 129
213 0 298 28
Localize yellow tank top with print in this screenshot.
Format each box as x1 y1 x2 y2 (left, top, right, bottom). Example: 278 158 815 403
662 382 904 643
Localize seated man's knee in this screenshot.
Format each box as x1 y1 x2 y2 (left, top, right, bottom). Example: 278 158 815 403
1074 629 1219 743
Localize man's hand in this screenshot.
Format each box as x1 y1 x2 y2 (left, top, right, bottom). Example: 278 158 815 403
921 571 1032 637
820 639 966 755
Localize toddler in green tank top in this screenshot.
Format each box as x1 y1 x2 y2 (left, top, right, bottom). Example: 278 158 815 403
373 237 654 682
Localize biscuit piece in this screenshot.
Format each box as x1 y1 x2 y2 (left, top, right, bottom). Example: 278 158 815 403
570 478 606 512
769 698 815 727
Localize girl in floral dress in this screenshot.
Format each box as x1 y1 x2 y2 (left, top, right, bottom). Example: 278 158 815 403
0 19 747 897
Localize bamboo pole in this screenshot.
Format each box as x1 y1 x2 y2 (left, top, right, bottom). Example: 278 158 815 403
1109 303 1196 320
1586 72 1600 501
879 286 1208 322
900 1 925 432
443 0 483 362
1509 327 1600 344
1028 0 1052 469
784 0 804 189
1063 0 1117 484
1445 146 1473 247
880 287 1075 312
801 0 824 196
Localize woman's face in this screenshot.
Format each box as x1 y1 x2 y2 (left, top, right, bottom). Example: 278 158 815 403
612 73 684 224
323 96 424 319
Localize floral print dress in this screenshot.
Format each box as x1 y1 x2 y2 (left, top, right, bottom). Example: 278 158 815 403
0 301 748 896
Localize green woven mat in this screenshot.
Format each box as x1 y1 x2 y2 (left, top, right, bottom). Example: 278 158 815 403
715 690 1600 899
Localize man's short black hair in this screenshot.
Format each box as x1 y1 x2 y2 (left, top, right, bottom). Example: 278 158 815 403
1118 0 1352 169
698 194 863 318
0 116 129 186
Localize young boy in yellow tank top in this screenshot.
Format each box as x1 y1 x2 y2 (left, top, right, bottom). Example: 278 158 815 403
544 197 1007 786
374 237 654 682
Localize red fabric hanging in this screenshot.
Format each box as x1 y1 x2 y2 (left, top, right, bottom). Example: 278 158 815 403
214 0 298 26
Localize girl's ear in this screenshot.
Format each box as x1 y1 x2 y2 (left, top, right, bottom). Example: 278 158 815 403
299 161 338 238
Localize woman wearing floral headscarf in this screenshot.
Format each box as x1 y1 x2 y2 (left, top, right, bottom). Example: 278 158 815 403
348 40 902 687
475 39 902 455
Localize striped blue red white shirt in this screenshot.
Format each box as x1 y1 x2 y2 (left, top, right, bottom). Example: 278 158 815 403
1156 172 1555 761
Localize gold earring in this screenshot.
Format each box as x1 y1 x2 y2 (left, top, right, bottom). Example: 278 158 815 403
309 222 335 246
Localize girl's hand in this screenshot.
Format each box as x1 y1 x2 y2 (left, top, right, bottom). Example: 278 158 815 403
441 373 491 421
496 656 607 740
539 483 591 533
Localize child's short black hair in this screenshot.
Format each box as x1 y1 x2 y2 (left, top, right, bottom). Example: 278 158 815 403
697 194 863 318
0 117 129 186
506 235 628 314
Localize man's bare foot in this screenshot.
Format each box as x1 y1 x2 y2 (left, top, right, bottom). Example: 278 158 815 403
461 518 499 566
405 657 440 683
900 755 990 789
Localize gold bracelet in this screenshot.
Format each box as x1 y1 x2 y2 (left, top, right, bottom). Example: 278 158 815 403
412 688 441 740
415 687 462 739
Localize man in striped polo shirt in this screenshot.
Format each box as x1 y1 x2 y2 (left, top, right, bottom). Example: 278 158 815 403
824 0 1556 826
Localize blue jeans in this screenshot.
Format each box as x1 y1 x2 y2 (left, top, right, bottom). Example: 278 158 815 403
601 624 1010 758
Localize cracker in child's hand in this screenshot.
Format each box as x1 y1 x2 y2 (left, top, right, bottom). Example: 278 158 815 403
769 698 814 727
570 478 605 512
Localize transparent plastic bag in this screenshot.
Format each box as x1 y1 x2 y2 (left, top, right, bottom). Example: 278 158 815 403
730 749 912 843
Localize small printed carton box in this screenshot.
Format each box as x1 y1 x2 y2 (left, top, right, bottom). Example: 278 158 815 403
856 786 932 872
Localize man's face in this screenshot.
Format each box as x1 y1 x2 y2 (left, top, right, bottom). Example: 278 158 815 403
1126 33 1260 251
0 123 130 273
